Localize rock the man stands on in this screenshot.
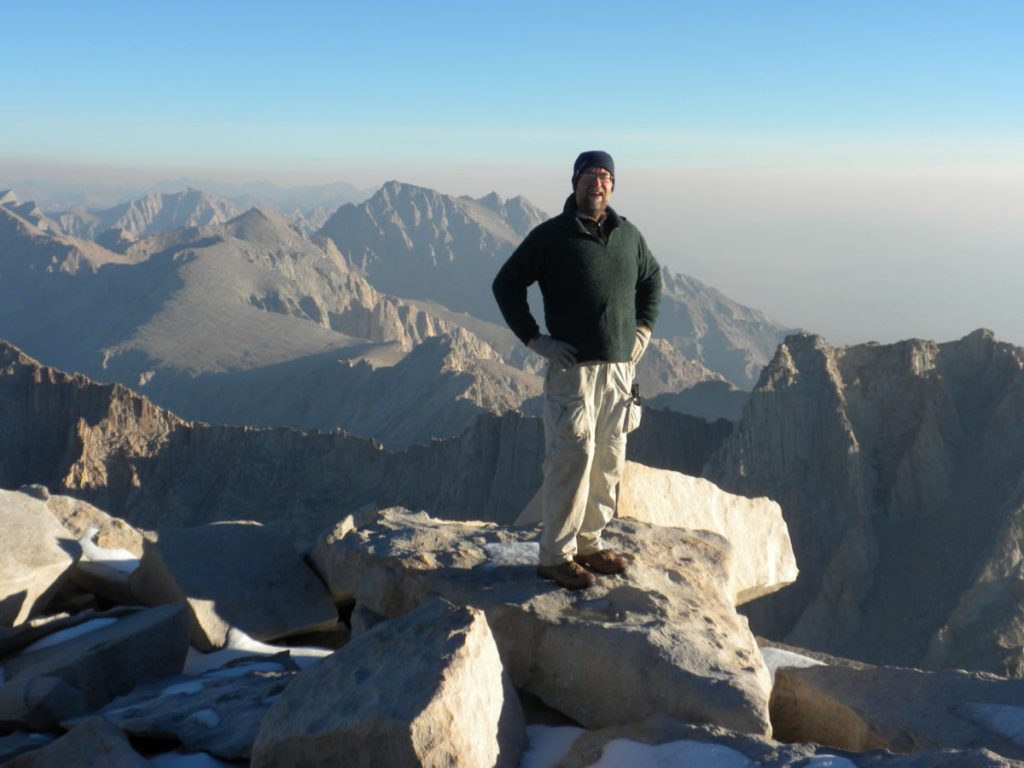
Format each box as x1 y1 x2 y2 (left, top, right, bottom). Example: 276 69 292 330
493 150 662 589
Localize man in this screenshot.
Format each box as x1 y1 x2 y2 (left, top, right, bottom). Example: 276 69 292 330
493 150 662 589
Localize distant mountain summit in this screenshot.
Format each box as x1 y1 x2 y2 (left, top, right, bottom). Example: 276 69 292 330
55 189 241 246
318 181 541 323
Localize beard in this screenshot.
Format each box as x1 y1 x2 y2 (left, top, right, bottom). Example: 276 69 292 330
575 189 608 219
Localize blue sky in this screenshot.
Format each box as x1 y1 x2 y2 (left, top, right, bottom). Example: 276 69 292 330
2 1 1023 346
4 1 1021 173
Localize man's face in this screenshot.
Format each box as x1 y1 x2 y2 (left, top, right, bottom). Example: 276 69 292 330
574 166 614 219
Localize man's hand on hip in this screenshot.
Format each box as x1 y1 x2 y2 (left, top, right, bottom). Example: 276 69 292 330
529 335 577 368
631 325 652 365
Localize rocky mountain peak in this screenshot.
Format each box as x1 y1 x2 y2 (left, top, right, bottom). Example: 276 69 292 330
707 328 1024 675
218 206 301 246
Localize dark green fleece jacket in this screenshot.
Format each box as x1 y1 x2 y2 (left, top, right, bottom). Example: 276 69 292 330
492 196 662 363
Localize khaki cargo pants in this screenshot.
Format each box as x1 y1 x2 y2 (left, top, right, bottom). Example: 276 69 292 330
539 360 638 567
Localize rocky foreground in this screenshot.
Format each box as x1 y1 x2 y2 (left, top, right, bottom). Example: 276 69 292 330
3 482 1024 767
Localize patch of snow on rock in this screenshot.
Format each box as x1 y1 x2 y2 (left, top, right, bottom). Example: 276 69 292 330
160 681 206 697
80 526 139 574
760 646 826 680
482 541 539 566
22 617 118 652
592 739 753 767
183 627 330 675
188 709 221 729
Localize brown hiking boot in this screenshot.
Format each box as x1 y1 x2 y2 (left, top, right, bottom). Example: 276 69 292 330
574 549 628 575
537 560 596 590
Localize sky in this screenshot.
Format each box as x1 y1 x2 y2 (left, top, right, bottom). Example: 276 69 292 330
2 1 1023 346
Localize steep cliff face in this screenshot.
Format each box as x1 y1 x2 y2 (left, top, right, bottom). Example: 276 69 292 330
0 341 728 545
0 340 540 546
705 329 1024 673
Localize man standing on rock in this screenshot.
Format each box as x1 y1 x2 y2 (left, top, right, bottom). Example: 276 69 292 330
493 151 662 589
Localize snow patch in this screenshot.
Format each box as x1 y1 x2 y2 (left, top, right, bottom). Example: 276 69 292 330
804 757 859 767
760 646 826 680
482 541 539 567
592 739 753 767
161 681 205 697
205 660 288 679
188 709 221 729
183 627 330 675
79 526 139 574
23 618 118 652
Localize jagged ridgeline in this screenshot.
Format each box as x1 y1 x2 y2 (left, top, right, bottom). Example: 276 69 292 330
706 329 1024 675
0 183 784 451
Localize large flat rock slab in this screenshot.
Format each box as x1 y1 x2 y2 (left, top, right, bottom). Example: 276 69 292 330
312 508 773 736
72 657 299 761
1 604 189 711
0 489 81 626
252 597 525 768
129 521 338 651
516 461 797 604
2 716 148 767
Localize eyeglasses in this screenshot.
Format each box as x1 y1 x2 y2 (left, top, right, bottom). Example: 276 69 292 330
580 170 614 183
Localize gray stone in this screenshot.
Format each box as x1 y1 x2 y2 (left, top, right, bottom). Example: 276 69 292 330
771 659 1024 761
349 601 388 638
0 675 85 733
0 489 81 626
0 606 139 659
311 508 773 736
129 521 338 651
3 716 148 767
2 604 189 711
252 597 526 768
0 732 54 764
74 656 299 760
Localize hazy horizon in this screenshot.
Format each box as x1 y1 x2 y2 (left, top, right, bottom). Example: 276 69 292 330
3 1 1022 350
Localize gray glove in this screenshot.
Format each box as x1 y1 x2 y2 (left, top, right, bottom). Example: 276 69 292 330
630 325 652 365
528 334 577 368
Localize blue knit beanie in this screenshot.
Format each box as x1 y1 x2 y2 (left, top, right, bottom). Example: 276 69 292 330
572 150 615 187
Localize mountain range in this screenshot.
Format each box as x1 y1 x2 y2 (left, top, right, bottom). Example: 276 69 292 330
0 182 780 446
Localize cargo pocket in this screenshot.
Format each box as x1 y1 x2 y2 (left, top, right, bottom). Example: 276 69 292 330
610 362 641 434
545 395 589 443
